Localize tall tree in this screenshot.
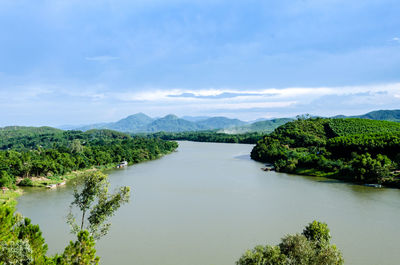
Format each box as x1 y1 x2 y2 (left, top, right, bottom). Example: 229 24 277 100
67 172 130 240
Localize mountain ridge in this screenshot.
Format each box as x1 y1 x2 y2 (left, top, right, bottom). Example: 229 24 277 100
53 109 400 134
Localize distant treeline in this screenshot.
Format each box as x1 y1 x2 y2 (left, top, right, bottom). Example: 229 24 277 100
251 118 400 187
144 131 264 144
0 128 178 188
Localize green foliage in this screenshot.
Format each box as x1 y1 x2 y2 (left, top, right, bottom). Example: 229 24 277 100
237 221 343 265
228 118 293 134
67 172 130 240
329 118 400 136
0 239 33 265
0 204 18 242
251 117 400 186
0 172 130 264
302 220 331 247
0 128 177 187
15 218 49 264
0 204 51 265
150 131 264 144
236 245 285 265
18 178 34 187
279 234 316 264
341 153 393 183
57 230 99 265
0 171 14 188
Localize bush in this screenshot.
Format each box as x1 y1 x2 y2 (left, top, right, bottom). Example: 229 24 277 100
18 178 34 187
236 221 343 265
0 171 14 188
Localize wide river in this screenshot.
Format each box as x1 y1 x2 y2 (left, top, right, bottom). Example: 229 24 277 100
17 141 400 265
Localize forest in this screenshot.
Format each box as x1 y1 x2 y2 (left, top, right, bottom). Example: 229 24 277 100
251 118 400 187
0 127 178 189
146 131 264 144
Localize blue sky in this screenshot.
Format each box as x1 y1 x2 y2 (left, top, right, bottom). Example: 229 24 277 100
1 0 400 126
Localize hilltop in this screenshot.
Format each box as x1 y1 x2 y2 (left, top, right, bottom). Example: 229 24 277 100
69 113 251 133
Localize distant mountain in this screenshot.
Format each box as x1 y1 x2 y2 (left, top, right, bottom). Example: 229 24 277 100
75 113 153 132
181 116 211 122
63 109 400 134
354 109 400 122
75 123 110 131
332 109 400 122
109 113 154 131
146 114 205 132
218 118 294 134
196 117 247 129
69 113 249 133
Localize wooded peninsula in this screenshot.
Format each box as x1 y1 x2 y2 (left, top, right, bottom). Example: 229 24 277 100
251 117 400 187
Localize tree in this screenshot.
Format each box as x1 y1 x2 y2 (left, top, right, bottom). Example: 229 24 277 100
236 245 285 265
56 230 99 265
67 172 130 240
16 218 49 264
70 139 83 154
236 221 344 265
0 239 33 265
302 220 331 248
0 171 14 188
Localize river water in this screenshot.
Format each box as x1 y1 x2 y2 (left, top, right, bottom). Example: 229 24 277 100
17 141 400 265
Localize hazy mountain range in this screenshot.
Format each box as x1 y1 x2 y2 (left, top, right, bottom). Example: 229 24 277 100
58 109 400 134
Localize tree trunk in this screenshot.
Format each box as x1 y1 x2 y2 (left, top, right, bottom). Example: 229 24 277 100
81 210 86 230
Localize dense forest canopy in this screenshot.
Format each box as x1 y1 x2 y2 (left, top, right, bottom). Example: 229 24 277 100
251 118 400 187
0 127 178 189
146 131 264 144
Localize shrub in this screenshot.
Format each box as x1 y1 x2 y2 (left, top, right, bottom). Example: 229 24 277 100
18 178 34 187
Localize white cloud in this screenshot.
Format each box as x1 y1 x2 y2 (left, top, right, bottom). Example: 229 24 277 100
1 82 400 125
109 83 400 103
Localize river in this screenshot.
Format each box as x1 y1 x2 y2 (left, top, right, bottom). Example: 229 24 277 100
17 141 400 265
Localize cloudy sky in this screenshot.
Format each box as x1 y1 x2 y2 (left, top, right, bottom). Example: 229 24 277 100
1 0 400 126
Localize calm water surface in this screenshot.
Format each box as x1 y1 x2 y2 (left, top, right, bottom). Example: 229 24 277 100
17 141 400 265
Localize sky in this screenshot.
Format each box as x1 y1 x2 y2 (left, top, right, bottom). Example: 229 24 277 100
0 0 400 126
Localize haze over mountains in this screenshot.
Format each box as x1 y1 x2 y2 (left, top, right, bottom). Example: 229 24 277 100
55 109 400 134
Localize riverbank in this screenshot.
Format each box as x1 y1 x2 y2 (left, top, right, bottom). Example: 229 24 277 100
17 164 117 188
0 188 23 207
16 141 400 265
276 167 400 188
6 148 177 205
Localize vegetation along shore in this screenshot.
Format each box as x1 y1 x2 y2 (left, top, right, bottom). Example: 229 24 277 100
0 126 178 204
251 117 400 188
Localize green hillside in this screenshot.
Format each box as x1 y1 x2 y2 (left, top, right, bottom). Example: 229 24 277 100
220 118 293 134
146 114 204 132
251 117 400 187
356 109 400 122
148 130 263 144
333 109 400 122
197 117 246 129
76 113 153 132
108 113 153 131
0 126 178 189
328 118 400 136
0 126 62 139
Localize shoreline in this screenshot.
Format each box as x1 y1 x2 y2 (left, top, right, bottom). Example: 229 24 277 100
2 149 178 206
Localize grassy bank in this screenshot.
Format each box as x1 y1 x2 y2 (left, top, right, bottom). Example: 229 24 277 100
0 188 23 207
